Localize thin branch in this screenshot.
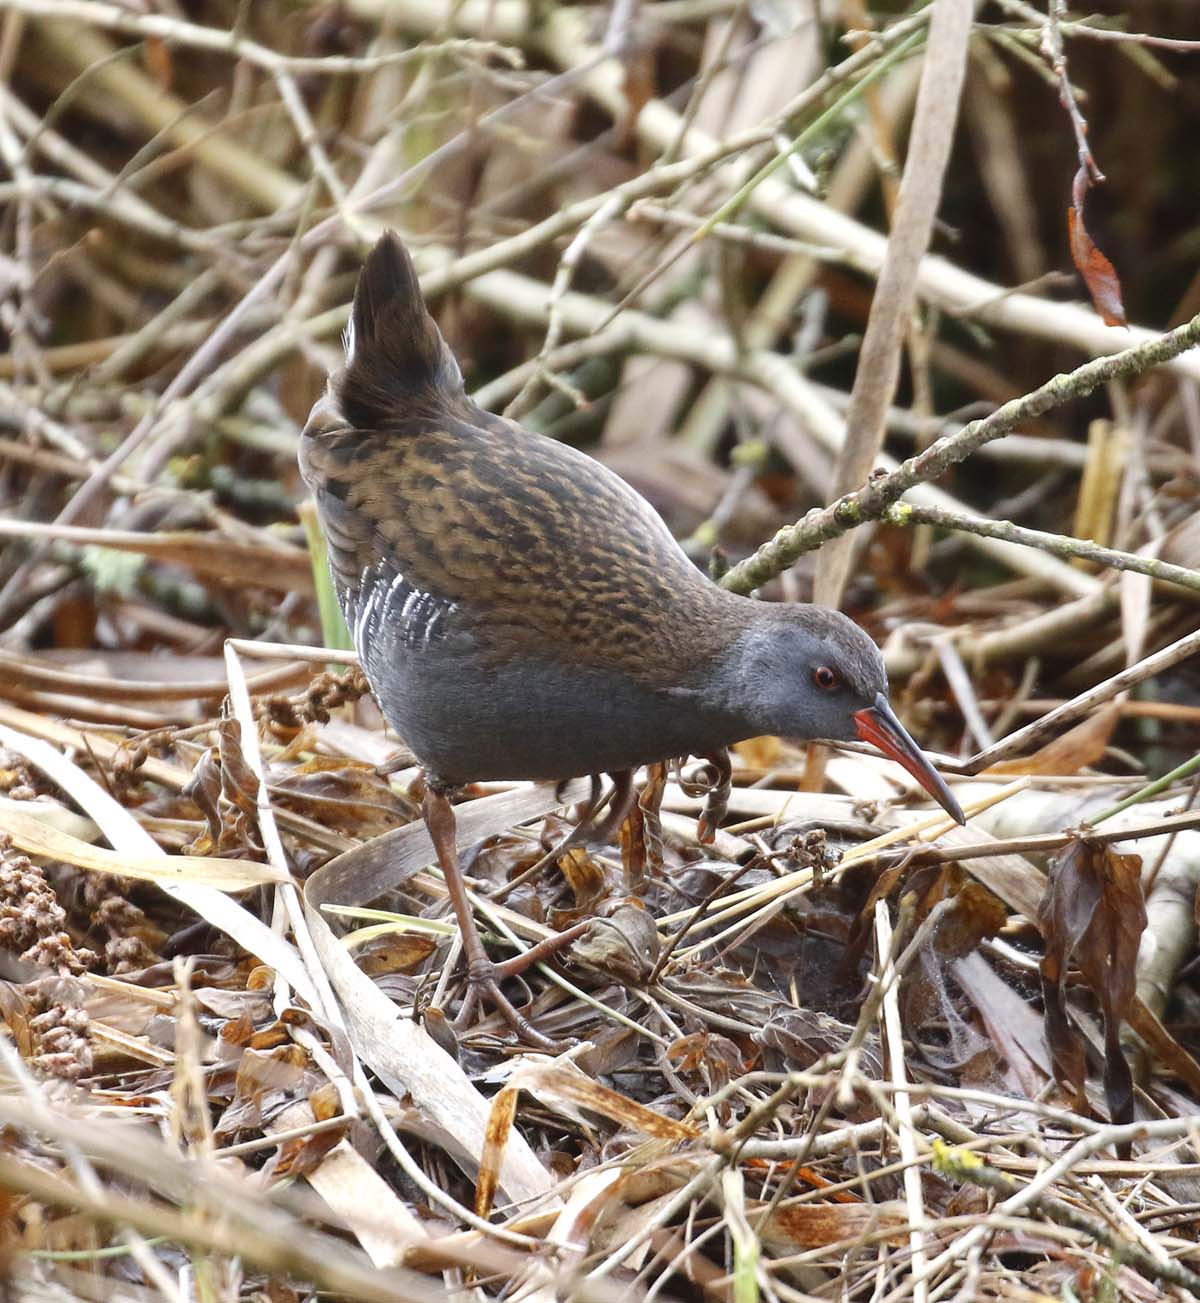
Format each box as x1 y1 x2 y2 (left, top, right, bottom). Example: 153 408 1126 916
882 501 1200 596
960 622 1200 773
4 0 520 74
719 308 1200 594
936 1146 1200 1299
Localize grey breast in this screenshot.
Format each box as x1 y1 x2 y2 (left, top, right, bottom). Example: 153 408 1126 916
343 562 739 781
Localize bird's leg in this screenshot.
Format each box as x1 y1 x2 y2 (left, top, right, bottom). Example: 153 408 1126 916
548 771 635 849
500 772 635 903
543 774 608 856
421 782 580 1049
696 749 732 845
560 774 603 826
588 770 636 844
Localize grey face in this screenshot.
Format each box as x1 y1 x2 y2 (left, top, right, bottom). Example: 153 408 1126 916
732 606 888 743
726 604 964 824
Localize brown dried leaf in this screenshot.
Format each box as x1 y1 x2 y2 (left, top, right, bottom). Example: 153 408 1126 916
309 1082 340 1123
758 1006 877 1075
621 762 666 887
1038 837 1146 1123
216 1045 315 1137
218 718 262 824
759 1199 907 1251
353 932 436 977
271 762 410 838
931 877 1009 960
568 900 659 984
266 1121 349 1181
664 1033 745 1101
219 1013 256 1048
181 746 222 855
508 1060 698 1140
558 846 607 909
476 1084 519 1220
1068 171 1127 327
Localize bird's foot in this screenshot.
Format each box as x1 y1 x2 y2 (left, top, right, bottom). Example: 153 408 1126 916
421 782 587 1050
451 923 590 1051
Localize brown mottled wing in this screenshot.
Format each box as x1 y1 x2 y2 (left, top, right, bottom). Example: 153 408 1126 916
299 395 733 678
299 231 739 675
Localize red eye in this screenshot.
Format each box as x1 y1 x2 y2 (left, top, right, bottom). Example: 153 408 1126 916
813 666 840 691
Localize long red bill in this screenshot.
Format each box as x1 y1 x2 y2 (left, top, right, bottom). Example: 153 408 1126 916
854 693 965 825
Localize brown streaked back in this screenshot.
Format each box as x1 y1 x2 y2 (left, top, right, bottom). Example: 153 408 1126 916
298 235 749 679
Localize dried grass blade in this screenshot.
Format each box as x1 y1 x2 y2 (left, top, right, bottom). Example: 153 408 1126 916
0 794 285 890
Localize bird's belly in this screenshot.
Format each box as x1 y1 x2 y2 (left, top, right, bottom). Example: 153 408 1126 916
364 642 736 783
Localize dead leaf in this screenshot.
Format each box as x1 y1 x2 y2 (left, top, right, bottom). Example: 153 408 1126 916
266 1121 348 1181
216 1045 315 1138
352 932 437 977
622 762 666 887
1039 836 1146 1126
558 846 607 909
930 877 1009 960
567 901 660 985
758 1007 878 1077
271 762 411 839
759 1199 907 1251
476 1084 519 1220
181 746 222 855
1068 167 1127 327
507 1060 698 1141
218 718 263 826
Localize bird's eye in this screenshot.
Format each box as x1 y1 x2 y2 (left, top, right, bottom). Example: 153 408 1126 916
812 666 841 691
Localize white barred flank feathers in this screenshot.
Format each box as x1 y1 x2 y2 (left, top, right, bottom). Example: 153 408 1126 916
347 563 455 655
343 313 356 363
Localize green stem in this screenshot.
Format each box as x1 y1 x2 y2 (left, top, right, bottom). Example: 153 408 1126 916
298 500 353 654
1088 750 1200 825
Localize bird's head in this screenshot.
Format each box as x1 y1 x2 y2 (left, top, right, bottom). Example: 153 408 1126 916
727 604 964 824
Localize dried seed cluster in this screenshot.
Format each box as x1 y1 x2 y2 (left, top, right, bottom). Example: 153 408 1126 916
0 838 95 975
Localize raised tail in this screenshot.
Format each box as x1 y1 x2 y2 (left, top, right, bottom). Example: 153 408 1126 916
336 231 463 429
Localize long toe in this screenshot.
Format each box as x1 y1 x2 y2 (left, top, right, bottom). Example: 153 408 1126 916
451 959 572 1052
490 921 590 981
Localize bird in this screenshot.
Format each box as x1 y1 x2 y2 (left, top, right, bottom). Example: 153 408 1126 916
300 231 965 1047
